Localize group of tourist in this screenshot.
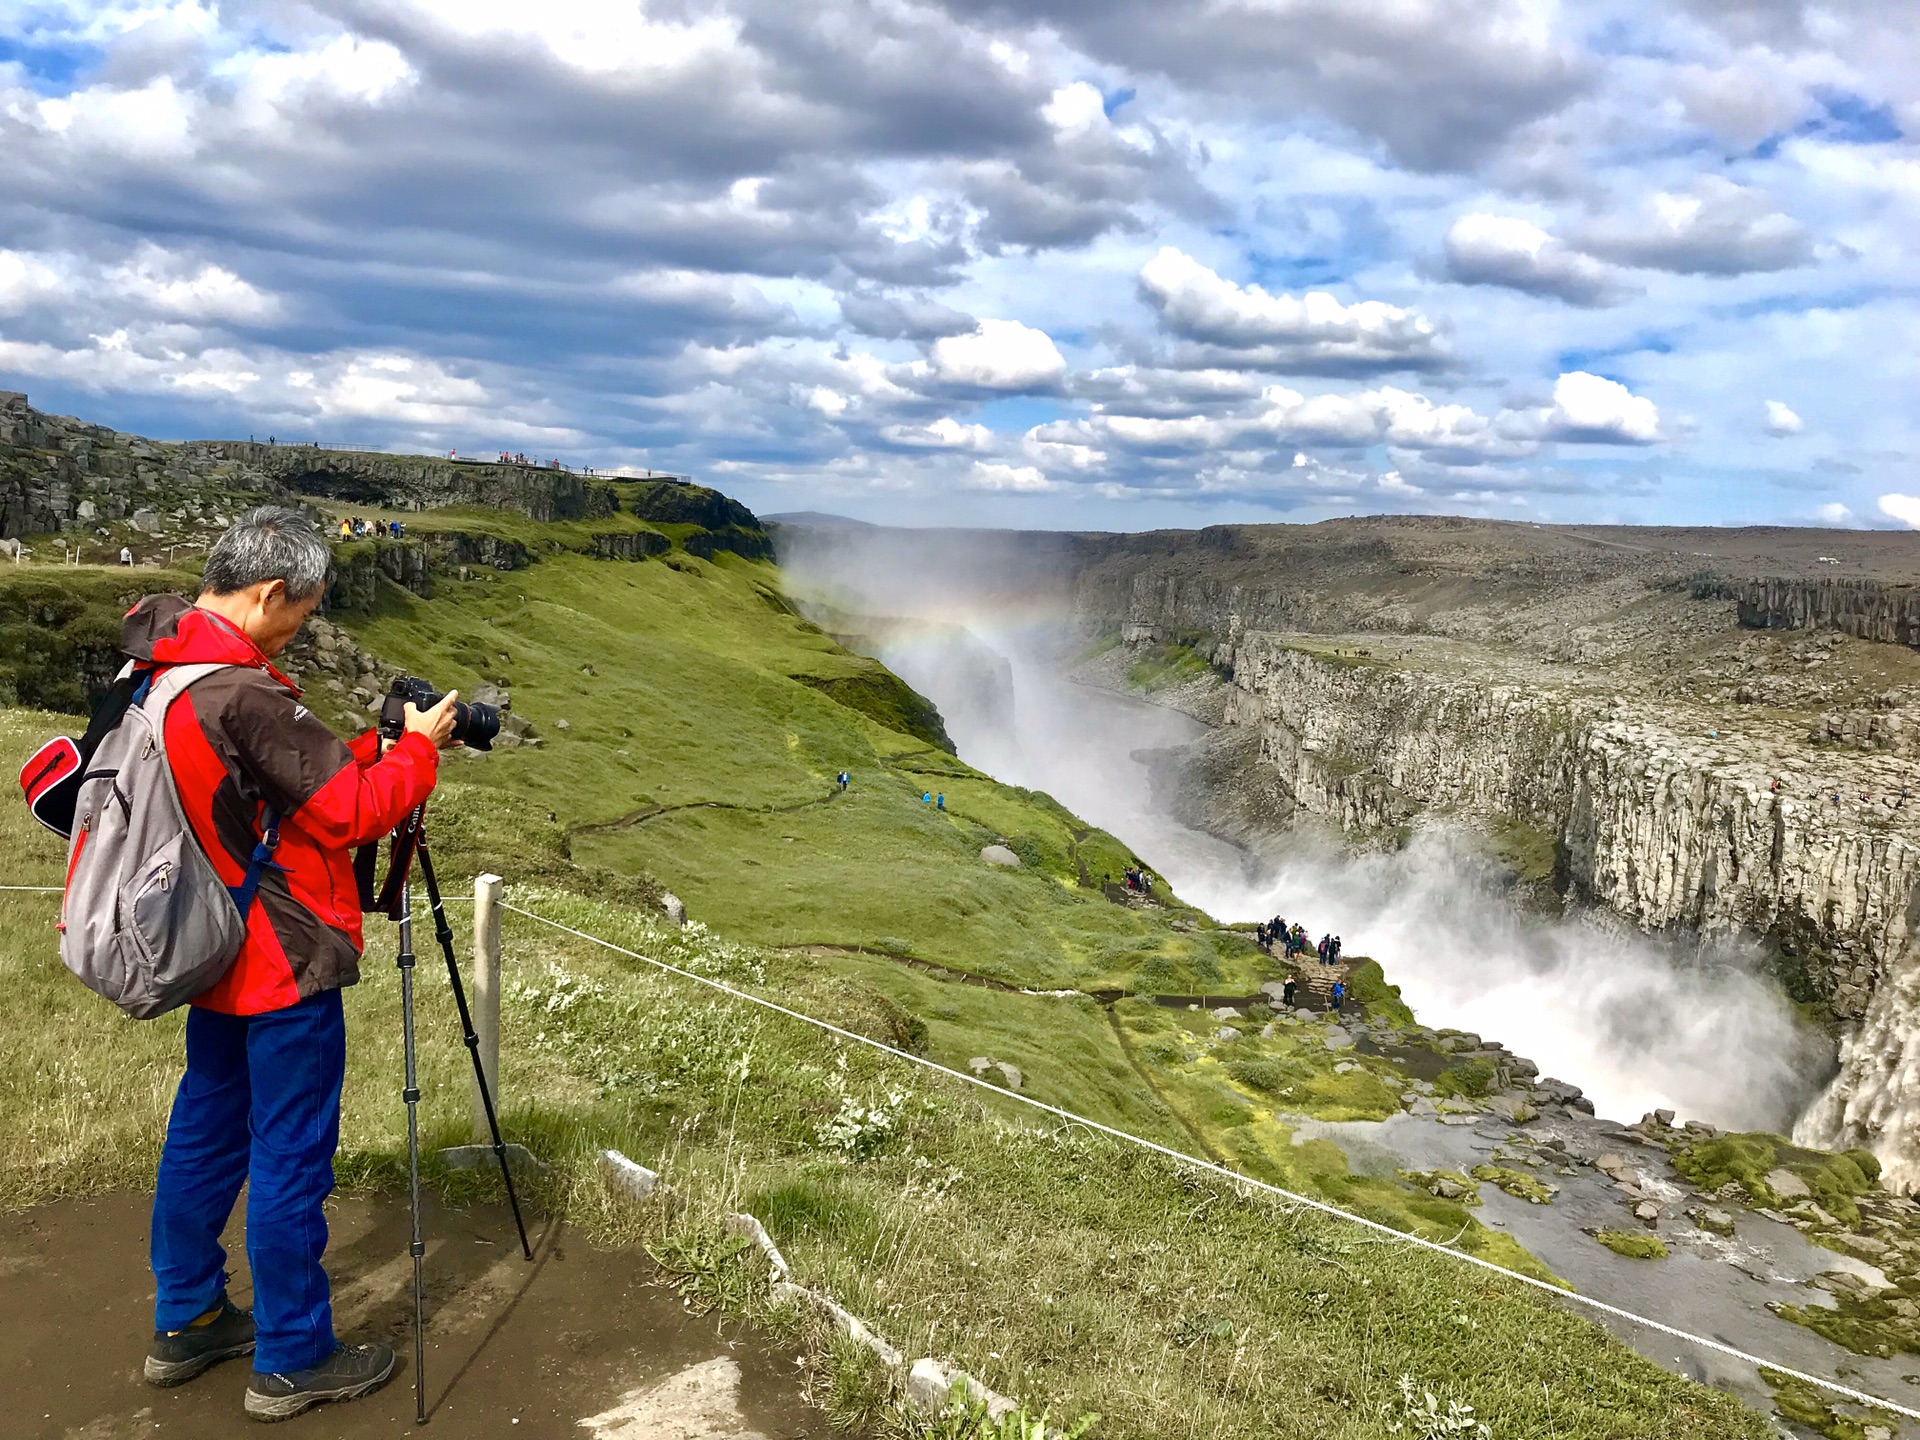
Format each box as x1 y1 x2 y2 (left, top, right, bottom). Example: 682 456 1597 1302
1254 915 1343 968
494 451 592 473
1121 865 1155 896
337 517 404 540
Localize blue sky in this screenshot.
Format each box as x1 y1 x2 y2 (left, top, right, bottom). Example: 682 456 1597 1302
0 0 1915 533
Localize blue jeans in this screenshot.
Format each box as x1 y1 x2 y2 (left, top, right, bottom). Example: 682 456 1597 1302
150 987 346 1374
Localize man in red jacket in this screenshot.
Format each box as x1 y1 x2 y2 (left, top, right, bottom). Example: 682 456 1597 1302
132 507 458 1422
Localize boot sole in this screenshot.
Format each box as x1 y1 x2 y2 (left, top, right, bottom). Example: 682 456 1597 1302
244 1355 396 1423
144 1340 255 1387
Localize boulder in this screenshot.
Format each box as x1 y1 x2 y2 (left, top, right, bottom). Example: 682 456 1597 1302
980 844 1022 868
131 507 162 534
1214 1026 1241 1043
1210 1006 1243 1020
1688 1206 1737 1236
1487 1094 1539 1124
1765 1167 1812 1201
661 892 686 927
1631 1200 1661 1225
967 1057 1022 1089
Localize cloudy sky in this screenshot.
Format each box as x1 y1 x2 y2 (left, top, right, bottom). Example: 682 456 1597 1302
1 1 1916 531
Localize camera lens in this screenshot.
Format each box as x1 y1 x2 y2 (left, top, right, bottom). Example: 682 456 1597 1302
455 701 502 752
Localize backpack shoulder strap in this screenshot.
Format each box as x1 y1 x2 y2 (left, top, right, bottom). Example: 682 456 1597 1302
136 660 284 920
138 662 233 717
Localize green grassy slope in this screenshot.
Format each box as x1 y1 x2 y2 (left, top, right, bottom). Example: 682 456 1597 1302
341 548 1264 998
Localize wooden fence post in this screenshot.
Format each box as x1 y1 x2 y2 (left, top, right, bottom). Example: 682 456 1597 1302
472 873 503 1143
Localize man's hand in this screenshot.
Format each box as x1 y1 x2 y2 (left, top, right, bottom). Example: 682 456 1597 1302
404 690 461 750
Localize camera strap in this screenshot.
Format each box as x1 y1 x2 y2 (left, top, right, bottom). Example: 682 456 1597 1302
359 807 425 918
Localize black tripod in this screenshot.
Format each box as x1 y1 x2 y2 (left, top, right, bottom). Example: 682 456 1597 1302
387 803 532 1425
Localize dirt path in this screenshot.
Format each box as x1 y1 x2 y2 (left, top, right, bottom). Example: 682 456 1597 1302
569 787 841 839
3 1191 828 1440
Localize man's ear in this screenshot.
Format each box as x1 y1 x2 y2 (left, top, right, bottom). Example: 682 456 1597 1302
259 577 289 609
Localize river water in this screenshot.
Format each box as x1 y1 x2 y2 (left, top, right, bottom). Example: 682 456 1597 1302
874 621 1828 1136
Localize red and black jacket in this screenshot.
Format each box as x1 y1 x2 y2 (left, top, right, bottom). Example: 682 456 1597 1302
122 594 439 1015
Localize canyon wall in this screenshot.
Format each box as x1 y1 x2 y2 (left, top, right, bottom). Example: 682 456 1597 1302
1221 640 1909 1016
1732 576 1920 648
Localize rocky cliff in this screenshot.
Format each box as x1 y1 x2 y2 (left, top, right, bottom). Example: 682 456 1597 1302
1732 576 1920 648
0 391 615 542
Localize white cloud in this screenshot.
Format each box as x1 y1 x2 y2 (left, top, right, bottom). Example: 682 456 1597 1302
34 77 196 160
1817 502 1856 526
1578 178 1814 276
0 251 69 313
1042 81 1108 136
317 354 490 422
1879 495 1920 529
804 386 849 416
392 2 740 79
1023 429 1107 471
1764 399 1804 436
964 461 1057 493
108 248 280 323
882 416 995 449
1443 213 1629 307
919 318 1066 392
1526 371 1663 445
1137 247 1447 372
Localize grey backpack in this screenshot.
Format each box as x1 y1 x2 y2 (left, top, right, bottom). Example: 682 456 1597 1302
59 663 280 1019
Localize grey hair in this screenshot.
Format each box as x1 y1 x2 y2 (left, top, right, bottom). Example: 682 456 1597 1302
200 506 332 602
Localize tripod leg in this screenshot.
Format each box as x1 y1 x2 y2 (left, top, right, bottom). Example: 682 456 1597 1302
415 837 533 1262
397 881 429 1426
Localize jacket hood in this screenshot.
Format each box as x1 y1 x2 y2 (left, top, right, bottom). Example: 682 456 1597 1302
122 593 300 693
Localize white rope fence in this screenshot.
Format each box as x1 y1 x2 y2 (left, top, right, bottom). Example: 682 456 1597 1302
503 899 1920 1423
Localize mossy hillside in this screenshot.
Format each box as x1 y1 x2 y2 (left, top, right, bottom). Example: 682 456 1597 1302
0 565 196 710
1126 641 1212 692
1348 959 1415 1029
1670 1131 1881 1224
794 949 1190 1147
1763 1370 1903 1440
793 669 954 754
1470 1164 1556 1204
1110 1001 1561 1284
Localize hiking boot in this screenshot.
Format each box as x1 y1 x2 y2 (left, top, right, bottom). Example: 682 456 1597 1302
145 1294 256 1386
244 1341 396 1422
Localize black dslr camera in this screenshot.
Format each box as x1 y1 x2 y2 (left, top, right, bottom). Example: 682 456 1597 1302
378 676 503 752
